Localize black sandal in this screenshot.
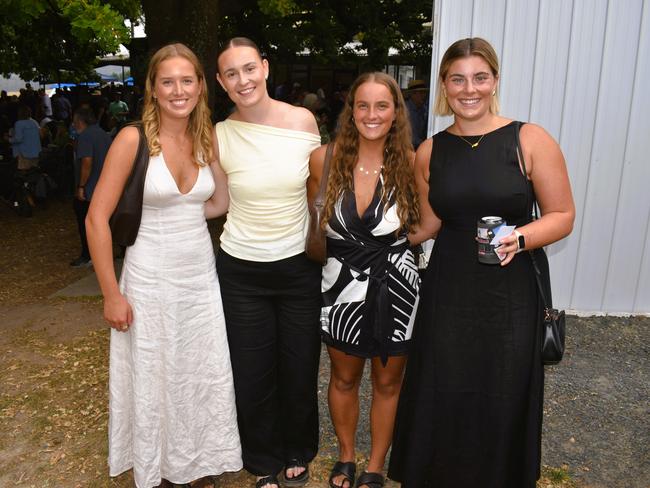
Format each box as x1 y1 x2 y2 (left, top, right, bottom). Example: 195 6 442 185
283 458 309 486
355 471 385 488
329 461 356 488
255 474 280 488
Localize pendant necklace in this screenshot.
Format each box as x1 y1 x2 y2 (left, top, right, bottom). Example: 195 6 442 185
457 133 486 149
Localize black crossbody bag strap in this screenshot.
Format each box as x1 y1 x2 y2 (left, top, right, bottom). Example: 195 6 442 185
514 121 551 310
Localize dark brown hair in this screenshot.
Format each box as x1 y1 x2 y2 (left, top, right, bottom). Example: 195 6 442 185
323 72 419 231
216 37 263 73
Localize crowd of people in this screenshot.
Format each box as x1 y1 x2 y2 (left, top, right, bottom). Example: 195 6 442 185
4 35 574 488
0 82 142 261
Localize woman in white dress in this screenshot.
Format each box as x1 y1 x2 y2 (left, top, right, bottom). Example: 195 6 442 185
86 43 242 488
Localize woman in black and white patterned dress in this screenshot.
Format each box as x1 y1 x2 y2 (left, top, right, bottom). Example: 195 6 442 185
308 72 420 488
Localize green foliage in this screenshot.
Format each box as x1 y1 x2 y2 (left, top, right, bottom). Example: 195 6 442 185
219 0 432 69
0 0 139 81
258 0 299 17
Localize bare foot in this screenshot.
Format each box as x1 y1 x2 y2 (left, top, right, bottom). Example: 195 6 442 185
255 476 279 488
285 465 306 479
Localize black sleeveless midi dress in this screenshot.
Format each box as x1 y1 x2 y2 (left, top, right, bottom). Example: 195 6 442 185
388 122 544 488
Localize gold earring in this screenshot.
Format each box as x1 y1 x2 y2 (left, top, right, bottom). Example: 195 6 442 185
492 90 496 96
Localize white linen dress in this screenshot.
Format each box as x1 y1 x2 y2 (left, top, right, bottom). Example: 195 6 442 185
108 153 242 488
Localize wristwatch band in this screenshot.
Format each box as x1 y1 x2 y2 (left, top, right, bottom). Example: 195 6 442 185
514 230 525 252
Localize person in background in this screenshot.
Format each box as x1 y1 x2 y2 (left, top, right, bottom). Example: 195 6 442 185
52 88 72 126
69 106 111 268
39 88 53 118
302 92 330 144
309 72 420 488
215 36 321 488
388 37 575 488
405 79 429 150
108 92 129 124
9 105 41 170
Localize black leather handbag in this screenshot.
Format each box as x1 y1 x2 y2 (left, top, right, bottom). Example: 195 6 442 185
514 121 566 365
109 123 149 247
305 143 334 264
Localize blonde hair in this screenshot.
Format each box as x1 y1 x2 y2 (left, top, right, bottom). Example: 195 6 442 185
322 72 419 231
142 43 214 166
434 37 500 116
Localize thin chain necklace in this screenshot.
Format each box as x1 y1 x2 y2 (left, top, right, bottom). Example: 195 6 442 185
457 133 486 149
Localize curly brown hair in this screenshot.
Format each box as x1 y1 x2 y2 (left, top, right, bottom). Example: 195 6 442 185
322 72 420 231
142 43 214 166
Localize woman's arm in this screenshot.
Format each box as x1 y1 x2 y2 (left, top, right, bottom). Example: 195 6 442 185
408 138 441 245
85 126 139 331
307 144 328 208
204 132 230 219
499 123 575 266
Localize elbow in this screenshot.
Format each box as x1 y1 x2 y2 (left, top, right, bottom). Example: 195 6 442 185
562 207 576 238
85 209 103 239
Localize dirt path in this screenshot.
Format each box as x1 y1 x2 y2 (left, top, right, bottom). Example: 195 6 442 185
2 200 646 487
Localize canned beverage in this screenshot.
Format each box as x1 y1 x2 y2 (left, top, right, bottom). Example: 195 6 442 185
477 216 504 264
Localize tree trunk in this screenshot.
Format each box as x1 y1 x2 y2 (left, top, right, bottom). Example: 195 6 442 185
141 0 221 114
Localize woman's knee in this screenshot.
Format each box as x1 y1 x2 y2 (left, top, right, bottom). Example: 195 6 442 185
330 371 362 393
372 377 403 398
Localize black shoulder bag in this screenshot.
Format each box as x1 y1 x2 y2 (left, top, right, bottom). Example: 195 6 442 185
514 121 566 365
109 122 150 247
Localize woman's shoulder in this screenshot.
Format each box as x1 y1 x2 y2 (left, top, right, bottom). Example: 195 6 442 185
518 121 558 147
113 124 141 149
311 141 335 160
268 100 316 132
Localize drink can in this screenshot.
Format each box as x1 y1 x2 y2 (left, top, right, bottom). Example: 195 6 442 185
477 216 504 264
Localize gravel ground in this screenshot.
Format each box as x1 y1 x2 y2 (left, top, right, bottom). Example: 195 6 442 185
1 200 648 487
541 315 650 488
320 314 650 488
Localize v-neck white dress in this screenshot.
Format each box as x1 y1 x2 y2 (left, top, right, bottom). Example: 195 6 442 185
108 154 242 488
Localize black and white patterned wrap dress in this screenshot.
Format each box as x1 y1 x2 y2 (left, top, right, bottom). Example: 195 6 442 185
320 175 420 364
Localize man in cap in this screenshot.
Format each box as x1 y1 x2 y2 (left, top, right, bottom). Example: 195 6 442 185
406 79 429 149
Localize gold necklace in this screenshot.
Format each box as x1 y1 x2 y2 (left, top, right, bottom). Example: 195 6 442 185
457 133 486 149
357 163 383 175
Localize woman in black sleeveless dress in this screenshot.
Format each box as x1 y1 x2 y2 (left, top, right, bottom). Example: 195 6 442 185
388 38 575 488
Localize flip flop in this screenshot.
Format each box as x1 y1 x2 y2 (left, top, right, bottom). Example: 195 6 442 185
355 471 385 488
329 461 356 488
255 474 280 488
284 458 309 486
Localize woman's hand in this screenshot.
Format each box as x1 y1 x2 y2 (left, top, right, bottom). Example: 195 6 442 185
498 231 521 266
104 292 133 332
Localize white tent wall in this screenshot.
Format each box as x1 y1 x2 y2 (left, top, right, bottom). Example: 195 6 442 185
428 0 650 314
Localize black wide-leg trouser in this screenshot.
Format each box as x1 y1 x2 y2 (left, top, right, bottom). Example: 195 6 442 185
216 249 322 476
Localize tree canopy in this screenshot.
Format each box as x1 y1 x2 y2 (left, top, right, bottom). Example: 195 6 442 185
221 0 433 69
1 0 432 83
0 0 140 81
